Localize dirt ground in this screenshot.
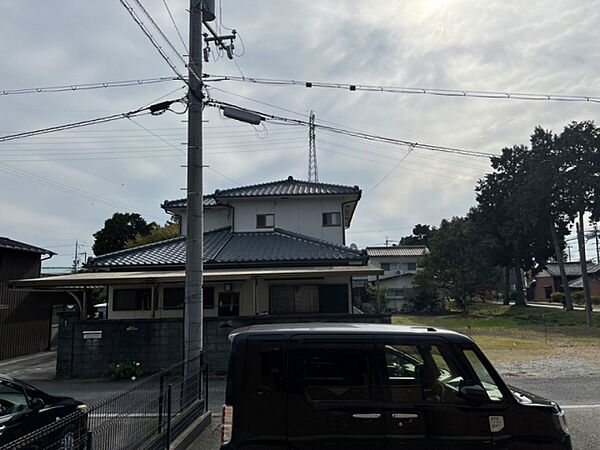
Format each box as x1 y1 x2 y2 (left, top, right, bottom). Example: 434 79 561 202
467 328 600 378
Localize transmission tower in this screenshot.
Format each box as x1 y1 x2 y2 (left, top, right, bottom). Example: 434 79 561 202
308 111 318 182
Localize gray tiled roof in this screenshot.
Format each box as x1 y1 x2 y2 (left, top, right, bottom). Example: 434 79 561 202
367 246 428 257
0 237 55 255
544 262 596 277
214 176 360 198
86 227 366 268
162 195 217 209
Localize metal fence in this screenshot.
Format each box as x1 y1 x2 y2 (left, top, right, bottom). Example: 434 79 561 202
1 357 208 450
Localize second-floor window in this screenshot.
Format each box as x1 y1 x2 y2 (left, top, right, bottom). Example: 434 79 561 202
256 213 275 228
322 212 341 227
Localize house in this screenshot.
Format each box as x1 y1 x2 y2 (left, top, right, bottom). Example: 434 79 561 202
0 237 55 361
568 263 600 297
532 261 597 300
12 177 386 375
366 246 428 312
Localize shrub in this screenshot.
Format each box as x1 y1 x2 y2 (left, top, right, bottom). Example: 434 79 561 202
106 361 143 381
550 292 565 304
571 291 585 305
592 296 600 306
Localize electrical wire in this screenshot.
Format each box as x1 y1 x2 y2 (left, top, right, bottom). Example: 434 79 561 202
162 0 188 53
208 74 600 104
205 98 496 159
0 77 180 97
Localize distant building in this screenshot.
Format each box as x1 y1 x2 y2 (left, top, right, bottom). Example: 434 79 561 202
533 261 598 300
355 246 428 312
0 237 55 361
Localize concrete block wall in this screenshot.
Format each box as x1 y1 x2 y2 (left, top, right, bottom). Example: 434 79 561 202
57 312 392 377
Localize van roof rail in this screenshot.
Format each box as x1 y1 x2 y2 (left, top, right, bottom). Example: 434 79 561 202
410 326 437 332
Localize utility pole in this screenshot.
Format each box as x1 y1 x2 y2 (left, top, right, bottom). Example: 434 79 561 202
72 240 79 273
184 0 206 364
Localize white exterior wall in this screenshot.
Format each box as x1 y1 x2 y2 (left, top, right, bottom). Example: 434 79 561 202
169 207 232 235
367 255 419 281
230 197 345 245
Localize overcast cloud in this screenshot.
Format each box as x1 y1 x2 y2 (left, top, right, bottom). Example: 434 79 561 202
1 1 599 268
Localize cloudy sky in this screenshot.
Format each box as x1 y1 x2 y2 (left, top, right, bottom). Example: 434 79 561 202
1 1 599 269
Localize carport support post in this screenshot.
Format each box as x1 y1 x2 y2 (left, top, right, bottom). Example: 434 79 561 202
184 0 204 364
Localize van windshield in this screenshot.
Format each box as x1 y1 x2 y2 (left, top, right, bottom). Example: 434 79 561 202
462 349 504 401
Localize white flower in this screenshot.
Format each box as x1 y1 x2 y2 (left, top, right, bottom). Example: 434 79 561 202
131 376 136 381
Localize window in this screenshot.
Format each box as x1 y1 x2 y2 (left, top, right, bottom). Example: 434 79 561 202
382 343 464 403
163 287 184 310
407 262 417 271
256 214 275 228
203 286 215 309
322 212 341 227
113 288 151 311
218 292 240 316
0 381 29 416
244 339 283 395
301 347 370 401
386 288 404 298
381 263 390 271
463 349 504 401
269 285 319 314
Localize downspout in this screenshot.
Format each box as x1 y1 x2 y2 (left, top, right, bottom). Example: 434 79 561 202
376 275 381 312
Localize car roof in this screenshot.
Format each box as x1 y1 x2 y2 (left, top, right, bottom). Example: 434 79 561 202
228 322 474 344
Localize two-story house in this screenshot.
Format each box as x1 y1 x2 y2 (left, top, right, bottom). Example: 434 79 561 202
363 246 428 312
14 177 385 375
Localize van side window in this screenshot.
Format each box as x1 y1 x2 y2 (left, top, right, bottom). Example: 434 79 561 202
301 347 369 401
462 349 504 401
243 339 283 395
383 344 464 403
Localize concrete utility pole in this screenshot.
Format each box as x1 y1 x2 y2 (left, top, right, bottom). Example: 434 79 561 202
595 224 600 263
184 0 205 363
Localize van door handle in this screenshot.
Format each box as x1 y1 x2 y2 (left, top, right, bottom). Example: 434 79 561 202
392 413 419 419
352 413 382 419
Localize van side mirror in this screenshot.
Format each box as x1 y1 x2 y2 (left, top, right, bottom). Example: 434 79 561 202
31 398 45 410
459 385 488 404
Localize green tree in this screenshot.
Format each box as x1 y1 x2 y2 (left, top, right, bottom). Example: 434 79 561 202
125 222 180 249
92 212 156 256
400 224 433 246
557 121 600 325
417 217 496 313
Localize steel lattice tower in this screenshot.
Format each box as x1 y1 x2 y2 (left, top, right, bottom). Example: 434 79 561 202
308 111 318 182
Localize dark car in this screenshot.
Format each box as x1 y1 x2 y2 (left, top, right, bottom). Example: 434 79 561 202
221 323 571 449
0 374 87 447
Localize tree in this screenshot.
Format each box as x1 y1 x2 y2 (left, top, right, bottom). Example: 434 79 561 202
92 213 156 256
557 121 600 325
125 222 180 249
417 217 496 313
400 224 433 246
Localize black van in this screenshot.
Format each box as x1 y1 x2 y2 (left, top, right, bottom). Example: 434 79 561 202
221 323 571 449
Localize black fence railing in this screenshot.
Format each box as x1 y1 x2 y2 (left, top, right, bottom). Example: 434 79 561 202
0 357 209 450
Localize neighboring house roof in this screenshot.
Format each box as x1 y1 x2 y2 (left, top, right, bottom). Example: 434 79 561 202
161 195 217 209
366 246 428 257
540 262 596 278
567 264 600 288
86 227 367 269
0 237 55 256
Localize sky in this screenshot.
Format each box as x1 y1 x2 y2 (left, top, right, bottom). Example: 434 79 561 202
1 0 600 269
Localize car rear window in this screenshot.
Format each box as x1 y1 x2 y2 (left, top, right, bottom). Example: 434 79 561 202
243 338 284 396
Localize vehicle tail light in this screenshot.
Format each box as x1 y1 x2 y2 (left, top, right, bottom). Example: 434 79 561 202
222 404 234 445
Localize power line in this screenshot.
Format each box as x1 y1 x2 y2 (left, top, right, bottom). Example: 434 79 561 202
0 77 179 96
162 0 188 53
205 98 496 159
208 74 600 104
0 98 184 143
